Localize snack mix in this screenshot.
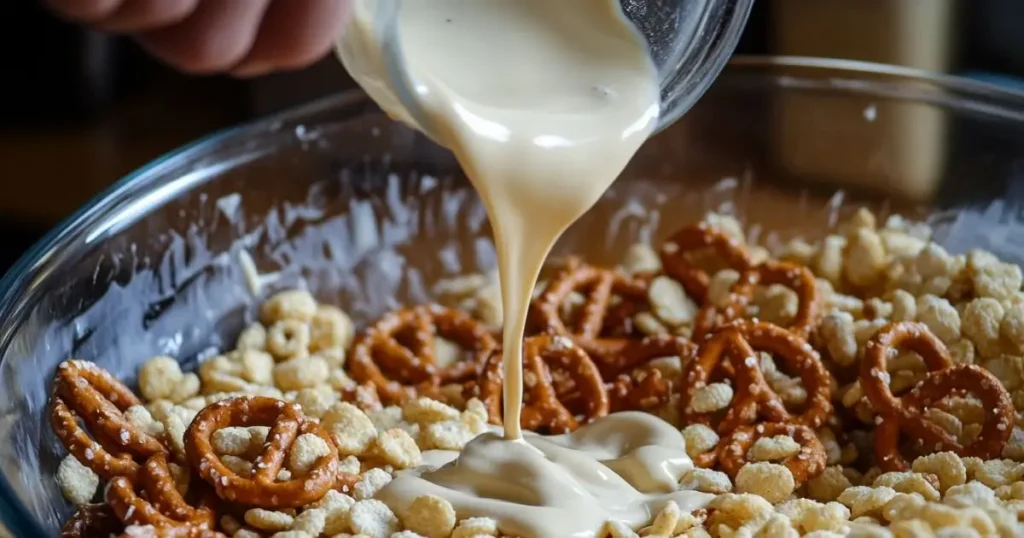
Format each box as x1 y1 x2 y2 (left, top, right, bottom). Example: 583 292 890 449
50 209 1024 537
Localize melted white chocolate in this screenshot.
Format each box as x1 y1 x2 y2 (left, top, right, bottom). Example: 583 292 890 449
339 1 694 536
378 413 712 538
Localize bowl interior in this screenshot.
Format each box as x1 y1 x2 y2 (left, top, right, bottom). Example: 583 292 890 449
5 58 1024 534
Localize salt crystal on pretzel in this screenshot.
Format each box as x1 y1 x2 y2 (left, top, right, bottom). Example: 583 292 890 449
184 396 341 509
680 320 832 435
659 223 755 305
476 335 609 433
861 321 1015 471
105 453 217 530
530 257 650 341
348 306 497 405
50 360 168 481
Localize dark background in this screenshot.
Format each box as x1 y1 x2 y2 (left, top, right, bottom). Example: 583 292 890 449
1 0 1023 273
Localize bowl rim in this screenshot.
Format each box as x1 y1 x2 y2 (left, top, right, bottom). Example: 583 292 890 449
3 54 1024 534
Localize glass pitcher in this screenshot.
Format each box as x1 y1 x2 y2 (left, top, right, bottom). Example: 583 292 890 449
335 0 754 137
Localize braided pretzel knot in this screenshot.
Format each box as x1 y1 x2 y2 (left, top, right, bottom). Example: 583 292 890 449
348 305 497 405
530 257 649 340
717 423 828 485
860 322 1014 471
50 360 167 481
659 223 754 305
106 453 217 530
580 336 697 412
680 321 832 435
478 335 609 433
694 261 819 341
61 504 123 538
184 397 339 508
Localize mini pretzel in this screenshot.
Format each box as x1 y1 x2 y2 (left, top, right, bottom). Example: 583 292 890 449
693 260 819 341
581 336 696 412
717 422 828 485
185 396 339 508
61 504 122 538
861 322 1014 471
50 360 167 480
106 453 217 530
530 257 649 340
660 223 754 304
477 335 609 433
680 321 832 434
577 334 697 379
348 305 497 405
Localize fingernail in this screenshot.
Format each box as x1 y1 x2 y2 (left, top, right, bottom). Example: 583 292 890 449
232 62 274 78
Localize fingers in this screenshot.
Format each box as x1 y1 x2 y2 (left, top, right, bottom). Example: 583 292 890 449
44 0 124 23
136 0 273 74
45 0 351 76
232 0 350 77
96 0 200 32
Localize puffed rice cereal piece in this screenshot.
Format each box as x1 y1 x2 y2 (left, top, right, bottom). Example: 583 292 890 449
261 289 317 324
681 424 720 460
680 468 733 494
236 322 267 351
291 508 327 536
688 383 733 413
199 349 275 393
286 433 332 475
137 356 201 403
873 473 941 502
970 459 1024 488
967 251 1023 300
266 319 311 360
451 517 499 538
844 227 888 288
348 499 400 538
707 493 774 531
274 355 330 391
818 311 858 367
648 276 699 327
890 290 917 322
621 243 662 275
707 269 741 309
807 466 853 502
735 462 796 504
837 486 897 519
293 385 340 419
56 455 98 506
747 435 802 462
245 508 295 532
402 495 456 538
962 298 1006 358
373 429 423 469
308 490 356 535
916 295 961 344
402 398 461 425
354 468 394 500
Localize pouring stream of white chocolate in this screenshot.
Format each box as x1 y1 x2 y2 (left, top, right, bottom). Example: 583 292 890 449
339 1 701 536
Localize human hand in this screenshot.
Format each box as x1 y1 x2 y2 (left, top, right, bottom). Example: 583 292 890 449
44 0 351 77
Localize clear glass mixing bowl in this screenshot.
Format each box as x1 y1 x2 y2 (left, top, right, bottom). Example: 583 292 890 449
3 57 1024 535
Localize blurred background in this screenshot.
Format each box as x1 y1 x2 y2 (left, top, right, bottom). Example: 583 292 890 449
2 0 1024 273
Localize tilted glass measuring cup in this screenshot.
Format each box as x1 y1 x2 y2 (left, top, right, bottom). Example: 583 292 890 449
335 0 754 137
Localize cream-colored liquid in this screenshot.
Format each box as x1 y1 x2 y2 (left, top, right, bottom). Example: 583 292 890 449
378 413 711 537
339 2 690 536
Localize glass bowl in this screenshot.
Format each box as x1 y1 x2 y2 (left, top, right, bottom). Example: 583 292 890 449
4 56 1024 536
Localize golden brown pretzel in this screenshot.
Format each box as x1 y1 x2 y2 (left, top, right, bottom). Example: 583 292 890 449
680 321 832 434
477 335 610 433
861 322 1014 471
659 223 754 305
106 453 217 530
184 397 338 508
717 422 828 485
348 305 497 405
50 360 167 481
693 260 820 341
530 257 649 340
